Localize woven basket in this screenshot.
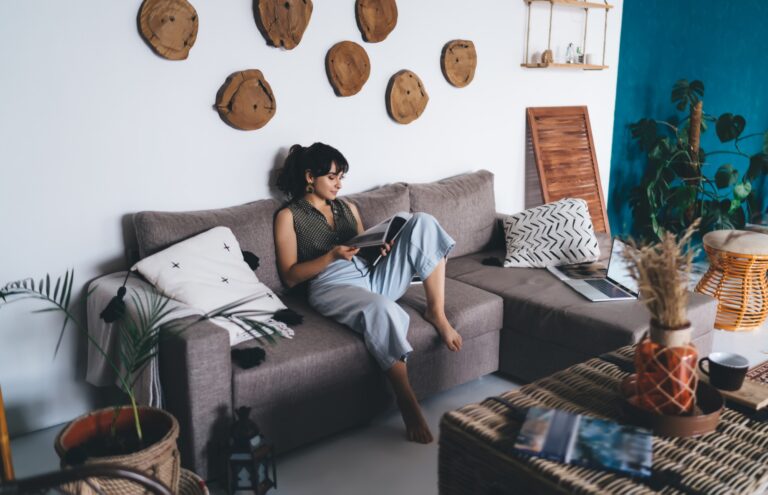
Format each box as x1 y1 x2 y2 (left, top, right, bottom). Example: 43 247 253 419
179 468 209 495
54 406 180 494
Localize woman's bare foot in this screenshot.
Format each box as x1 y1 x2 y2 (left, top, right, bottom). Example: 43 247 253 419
424 309 463 352
397 396 434 444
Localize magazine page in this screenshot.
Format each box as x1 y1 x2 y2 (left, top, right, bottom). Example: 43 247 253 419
514 407 578 463
569 416 653 478
347 212 412 248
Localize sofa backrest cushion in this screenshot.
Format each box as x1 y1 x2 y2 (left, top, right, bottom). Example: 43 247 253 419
408 170 496 258
346 183 410 229
134 198 284 292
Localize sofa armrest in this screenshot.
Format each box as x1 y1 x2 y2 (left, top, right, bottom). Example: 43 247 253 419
160 317 231 480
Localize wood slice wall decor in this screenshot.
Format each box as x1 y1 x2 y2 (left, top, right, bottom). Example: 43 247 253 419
254 0 313 50
139 0 198 60
326 41 370 97
386 70 428 124
356 0 398 43
441 40 476 88
215 70 276 131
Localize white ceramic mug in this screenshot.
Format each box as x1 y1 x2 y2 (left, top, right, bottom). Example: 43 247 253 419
584 53 594 65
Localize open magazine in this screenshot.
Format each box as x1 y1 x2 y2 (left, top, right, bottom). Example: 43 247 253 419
514 407 653 478
346 212 413 267
347 211 413 248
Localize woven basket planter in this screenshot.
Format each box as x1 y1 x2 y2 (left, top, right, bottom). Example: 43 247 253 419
54 406 180 494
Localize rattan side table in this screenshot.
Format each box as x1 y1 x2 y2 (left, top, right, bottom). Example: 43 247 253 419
695 230 768 331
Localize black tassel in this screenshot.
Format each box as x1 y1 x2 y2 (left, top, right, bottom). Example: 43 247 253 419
481 257 504 267
100 272 131 323
242 251 260 271
231 347 266 369
273 308 303 325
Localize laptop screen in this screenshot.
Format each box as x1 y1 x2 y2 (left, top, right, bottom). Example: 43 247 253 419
607 239 639 295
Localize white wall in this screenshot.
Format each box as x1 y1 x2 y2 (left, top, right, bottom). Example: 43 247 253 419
0 0 623 436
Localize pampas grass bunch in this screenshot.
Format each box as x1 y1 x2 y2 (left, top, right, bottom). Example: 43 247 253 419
623 221 699 329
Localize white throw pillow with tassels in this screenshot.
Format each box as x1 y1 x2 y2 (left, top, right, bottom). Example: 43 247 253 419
503 198 600 268
132 226 292 345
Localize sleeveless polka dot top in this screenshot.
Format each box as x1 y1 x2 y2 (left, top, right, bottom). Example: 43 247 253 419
288 198 359 263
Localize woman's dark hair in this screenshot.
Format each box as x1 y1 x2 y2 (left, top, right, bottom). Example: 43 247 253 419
276 142 349 201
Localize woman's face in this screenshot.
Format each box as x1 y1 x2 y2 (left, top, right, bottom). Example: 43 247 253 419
308 162 344 201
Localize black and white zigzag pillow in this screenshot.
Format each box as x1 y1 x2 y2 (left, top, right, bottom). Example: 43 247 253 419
503 198 600 268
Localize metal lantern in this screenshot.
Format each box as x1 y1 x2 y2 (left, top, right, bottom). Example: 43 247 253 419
227 406 276 495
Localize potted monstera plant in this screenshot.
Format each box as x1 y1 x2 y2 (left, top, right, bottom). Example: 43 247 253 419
629 79 768 243
0 270 290 493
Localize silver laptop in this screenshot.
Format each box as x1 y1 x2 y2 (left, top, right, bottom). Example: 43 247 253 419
547 239 638 301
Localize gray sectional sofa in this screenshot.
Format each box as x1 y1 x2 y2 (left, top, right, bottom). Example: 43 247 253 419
131 170 717 479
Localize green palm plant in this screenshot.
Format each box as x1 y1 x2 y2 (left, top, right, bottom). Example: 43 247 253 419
0 270 285 445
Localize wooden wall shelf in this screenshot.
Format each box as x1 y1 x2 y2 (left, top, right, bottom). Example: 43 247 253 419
525 0 613 10
521 63 607 70
522 0 611 70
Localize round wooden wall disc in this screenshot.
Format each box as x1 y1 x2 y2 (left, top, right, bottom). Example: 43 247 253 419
326 41 370 97
441 40 477 88
215 70 277 131
355 0 397 43
255 0 313 50
139 0 198 60
386 70 428 124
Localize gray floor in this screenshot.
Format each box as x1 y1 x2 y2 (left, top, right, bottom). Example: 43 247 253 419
10 373 518 495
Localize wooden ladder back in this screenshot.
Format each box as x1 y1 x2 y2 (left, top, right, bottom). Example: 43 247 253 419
526 106 611 235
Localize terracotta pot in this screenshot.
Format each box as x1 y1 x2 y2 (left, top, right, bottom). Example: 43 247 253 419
54 406 180 494
634 321 699 415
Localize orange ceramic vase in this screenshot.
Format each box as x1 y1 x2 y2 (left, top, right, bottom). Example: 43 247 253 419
634 322 698 415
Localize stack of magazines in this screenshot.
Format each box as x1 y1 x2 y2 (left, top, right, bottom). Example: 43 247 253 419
514 407 653 478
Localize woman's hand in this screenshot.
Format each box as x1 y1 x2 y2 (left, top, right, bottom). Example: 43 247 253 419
330 245 360 261
379 240 395 258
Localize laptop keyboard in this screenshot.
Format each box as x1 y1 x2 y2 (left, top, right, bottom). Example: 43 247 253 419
585 278 630 298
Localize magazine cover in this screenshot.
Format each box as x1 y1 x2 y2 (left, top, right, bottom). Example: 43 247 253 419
569 416 653 478
514 407 653 478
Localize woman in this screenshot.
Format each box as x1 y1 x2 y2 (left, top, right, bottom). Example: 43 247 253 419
273 142 462 444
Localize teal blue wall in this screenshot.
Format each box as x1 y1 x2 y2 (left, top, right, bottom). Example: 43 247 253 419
608 0 768 236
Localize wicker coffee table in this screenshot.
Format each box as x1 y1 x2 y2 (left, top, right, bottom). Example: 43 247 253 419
439 346 768 494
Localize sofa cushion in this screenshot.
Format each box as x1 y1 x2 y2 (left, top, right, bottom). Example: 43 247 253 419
233 277 502 410
131 226 288 346
502 198 600 267
445 234 716 356
134 198 284 293
408 170 496 258
398 278 503 351
346 183 410 229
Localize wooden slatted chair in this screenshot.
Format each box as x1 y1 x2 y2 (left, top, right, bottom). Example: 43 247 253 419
526 106 611 235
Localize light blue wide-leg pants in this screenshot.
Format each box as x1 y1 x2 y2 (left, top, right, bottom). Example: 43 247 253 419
308 213 456 370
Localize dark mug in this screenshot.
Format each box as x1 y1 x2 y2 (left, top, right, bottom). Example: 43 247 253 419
699 352 749 391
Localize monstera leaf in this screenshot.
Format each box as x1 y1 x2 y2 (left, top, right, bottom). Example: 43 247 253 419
747 153 768 180
671 79 704 111
630 118 660 152
715 164 738 189
716 113 746 142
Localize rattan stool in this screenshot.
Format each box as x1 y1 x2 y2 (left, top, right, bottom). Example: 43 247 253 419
695 229 768 331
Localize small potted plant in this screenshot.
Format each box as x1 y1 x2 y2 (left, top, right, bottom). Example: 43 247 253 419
1 270 289 493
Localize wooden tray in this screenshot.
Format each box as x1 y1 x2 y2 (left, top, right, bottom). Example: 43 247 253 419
620 375 723 437
699 372 768 411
